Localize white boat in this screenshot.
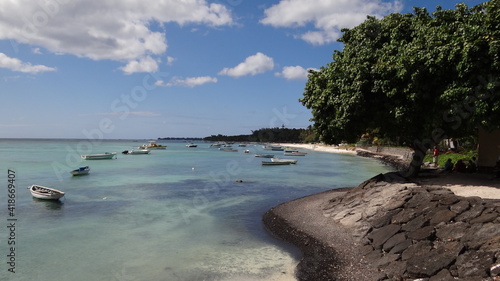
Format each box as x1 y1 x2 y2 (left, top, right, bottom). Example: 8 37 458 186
139 141 167 150
263 145 284 151
271 158 298 164
81 152 117 160
28 185 65 200
186 143 198 147
70 166 90 176
283 151 308 156
262 160 291 165
255 154 275 158
123 149 151 155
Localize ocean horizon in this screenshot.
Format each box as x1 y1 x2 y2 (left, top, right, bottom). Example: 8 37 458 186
0 139 391 281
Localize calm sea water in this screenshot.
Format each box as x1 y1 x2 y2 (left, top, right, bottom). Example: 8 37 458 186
0 139 391 281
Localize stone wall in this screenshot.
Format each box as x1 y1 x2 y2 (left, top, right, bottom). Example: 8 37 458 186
322 174 500 280
264 173 500 280
363 146 414 161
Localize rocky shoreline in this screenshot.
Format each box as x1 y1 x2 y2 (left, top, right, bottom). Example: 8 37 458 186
263 172 500 280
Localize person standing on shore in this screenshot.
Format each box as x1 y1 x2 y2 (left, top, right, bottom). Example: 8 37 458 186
433 146 439 167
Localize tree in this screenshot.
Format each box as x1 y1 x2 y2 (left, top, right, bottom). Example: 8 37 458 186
300 1 500 175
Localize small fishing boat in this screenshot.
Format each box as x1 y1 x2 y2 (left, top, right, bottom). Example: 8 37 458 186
255 154 274 158
263 145 284 151
70 166 90 176
219 148 238 152
81 152 117 160
283 151 308 156
122 149 151 155
271 158 298 164
186 143 198 147
139 141 167 150
262 160 291 165
28 185 65 200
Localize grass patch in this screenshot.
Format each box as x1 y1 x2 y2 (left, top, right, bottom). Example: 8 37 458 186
424 150 477 168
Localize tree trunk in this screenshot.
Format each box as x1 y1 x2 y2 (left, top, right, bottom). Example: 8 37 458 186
399 147 424 178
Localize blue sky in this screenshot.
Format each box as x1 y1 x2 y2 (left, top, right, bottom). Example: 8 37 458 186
0 0 486 139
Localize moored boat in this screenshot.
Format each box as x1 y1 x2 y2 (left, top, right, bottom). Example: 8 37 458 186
255 154 275 158
186 143 198 147
271 158 298 164
81 152 117 160
139 141 167 150
283 151 307 156
28 185 65 200
123 149 151 155
263 145 284 151
261 160 291 165
70 166 90 176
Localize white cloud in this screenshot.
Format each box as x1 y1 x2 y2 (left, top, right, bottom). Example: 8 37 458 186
156 76 217 87
275 65 317 80
166 56 175 66
0 0 233 74
0 52 56 74
218 52 274 77
260 0 402 45
120 56 159 75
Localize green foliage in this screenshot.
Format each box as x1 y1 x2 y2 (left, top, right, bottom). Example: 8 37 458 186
300 1 500 148
424 150 477 168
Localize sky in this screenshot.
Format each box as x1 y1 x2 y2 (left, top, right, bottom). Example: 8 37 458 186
0 0 487 139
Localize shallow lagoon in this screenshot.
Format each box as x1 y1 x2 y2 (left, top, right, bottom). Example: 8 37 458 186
0 139 391 281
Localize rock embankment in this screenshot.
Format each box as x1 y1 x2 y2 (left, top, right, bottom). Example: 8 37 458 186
263 173 500 280
355 149 411 171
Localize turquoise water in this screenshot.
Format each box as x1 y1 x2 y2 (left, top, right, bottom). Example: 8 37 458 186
0 139 391 281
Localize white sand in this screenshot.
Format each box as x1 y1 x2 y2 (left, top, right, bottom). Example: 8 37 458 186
279 143 357 154
279 143 500 200
415 172 500 200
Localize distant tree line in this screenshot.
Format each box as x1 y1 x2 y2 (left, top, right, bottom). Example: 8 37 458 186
203 127 316 143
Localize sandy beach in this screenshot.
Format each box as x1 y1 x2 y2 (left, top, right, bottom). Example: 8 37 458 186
279 143 500 199
279 143 358 154
413 171 500 199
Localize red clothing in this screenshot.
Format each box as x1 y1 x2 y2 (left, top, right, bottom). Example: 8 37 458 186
433 148 439 156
